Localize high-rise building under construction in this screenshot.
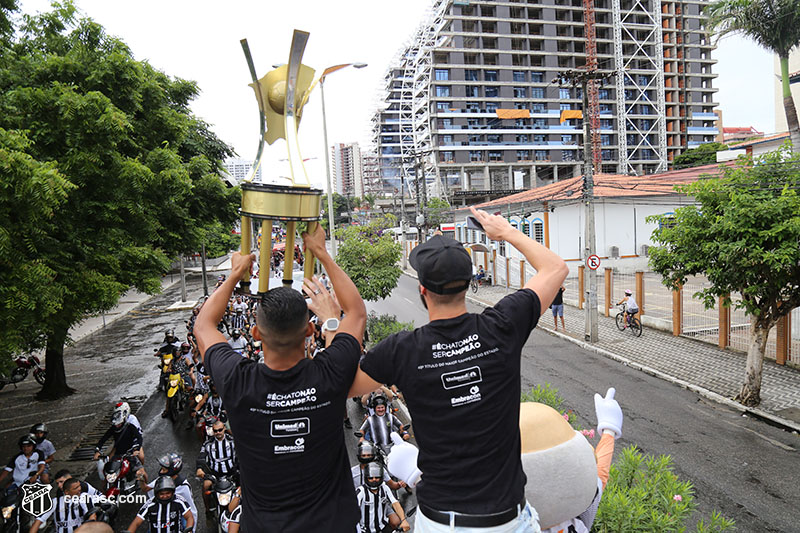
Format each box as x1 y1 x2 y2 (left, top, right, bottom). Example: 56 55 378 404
373 0 718 202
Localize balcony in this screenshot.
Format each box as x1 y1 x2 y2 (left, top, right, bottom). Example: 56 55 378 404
687 127 719 134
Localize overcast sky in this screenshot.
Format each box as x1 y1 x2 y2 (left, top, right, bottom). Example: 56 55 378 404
19 0 776 189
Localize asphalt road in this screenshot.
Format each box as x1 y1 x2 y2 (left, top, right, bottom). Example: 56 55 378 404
367 275 800 533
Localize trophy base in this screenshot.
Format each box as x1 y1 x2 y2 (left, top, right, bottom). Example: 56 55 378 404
240 182 323 221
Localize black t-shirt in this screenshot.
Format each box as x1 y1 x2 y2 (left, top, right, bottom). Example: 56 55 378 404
205 333 362 533
360 289 541 514
552 287 564 306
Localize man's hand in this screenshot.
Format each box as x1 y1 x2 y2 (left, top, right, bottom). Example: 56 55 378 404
301 224 328 257
302 277 340 323
93 451 100 461
230 252 255 279
469 206 515 242
400 519 411 531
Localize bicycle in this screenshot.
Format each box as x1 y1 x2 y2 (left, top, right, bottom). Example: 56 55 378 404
615 304 642 337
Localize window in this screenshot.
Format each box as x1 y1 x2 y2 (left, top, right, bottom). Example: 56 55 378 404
514 87 527 98
562 150 576 161
598 89 610 99
441 118 453 128
484 70 498 82
535 150 548 160
488 151 503 162
469 134 482 143
561 134 573 144
516 134 529 143
465 69 479 81
517 150 530 160
441 134 453 144
469 150 483 162
560 103 572 111
485 102 498 112
485 87 499 98
533 222 544 244
531 87 544 98
466 86 479 98
487 134 501 143
601 134 612 146
534 134 546 143
441 151 455 162
436 86 451 97
466 102 481 112
531 103 545 113
600 119 613 128
521 221 530 237
436 102 450 111
435 69 449 81
516 118 529 127
533 118 546 128
559 88 571 99
531 72 544 83
513 71 526 82
467 118 480 127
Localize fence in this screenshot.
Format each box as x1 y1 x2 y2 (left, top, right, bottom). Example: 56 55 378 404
401 240 798 366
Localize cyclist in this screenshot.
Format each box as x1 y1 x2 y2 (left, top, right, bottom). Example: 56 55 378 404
138 454 197 528
617 289 640 328
356 463 410 532
126 476 194 533
31 423 56 483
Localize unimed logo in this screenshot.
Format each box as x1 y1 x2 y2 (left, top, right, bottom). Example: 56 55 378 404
270 417 310 438
440 366 483 390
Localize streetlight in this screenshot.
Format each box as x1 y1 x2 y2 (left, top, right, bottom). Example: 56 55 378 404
318 62 367 258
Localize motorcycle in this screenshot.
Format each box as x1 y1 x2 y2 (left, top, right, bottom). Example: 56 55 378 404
195 408 219 442
98 446 141 498
166 373 188 422
197 471 238 533
0 354 45 391
154 349 174 392
0 474 40 533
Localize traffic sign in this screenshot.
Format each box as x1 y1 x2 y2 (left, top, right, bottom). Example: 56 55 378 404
586 254 601 270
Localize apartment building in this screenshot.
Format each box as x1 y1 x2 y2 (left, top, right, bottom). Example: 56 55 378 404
373 0 718 204
331 142 364 197
223 157 262 183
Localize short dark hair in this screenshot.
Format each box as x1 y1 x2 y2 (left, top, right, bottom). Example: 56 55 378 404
426 281 468 306
63 478 81 491
257 288 309 350
53 469 71 480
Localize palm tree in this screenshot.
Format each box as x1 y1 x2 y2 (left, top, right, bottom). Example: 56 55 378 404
706 0 800 151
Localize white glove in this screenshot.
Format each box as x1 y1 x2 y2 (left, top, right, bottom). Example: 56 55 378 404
594 387 623 439
388 433 422 487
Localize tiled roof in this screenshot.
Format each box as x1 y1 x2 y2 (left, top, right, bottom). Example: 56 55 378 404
729 132 789 148
463 161 735 210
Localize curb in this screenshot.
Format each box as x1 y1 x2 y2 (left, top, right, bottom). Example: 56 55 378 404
402 271 800 435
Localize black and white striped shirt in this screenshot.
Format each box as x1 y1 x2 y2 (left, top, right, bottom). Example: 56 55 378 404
36 493 94 533
356 484 397 533
222 504 241 532
359 413 403 448
202 435 237 475
136 496 191 533
203 395 226 419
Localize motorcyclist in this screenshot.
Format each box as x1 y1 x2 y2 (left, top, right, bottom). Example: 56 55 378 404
126 476 194 533
214 477 241 532
0 434 45 489
196 420 237 513
93 403 146 482
356 463 410 532
155 329 180 392
350 441 405 492
138 453 198 527
194 382 227 424
359 395 409 451
31 422 55 483
52 469 101 497
226 328 247 356
231 297 247 331
29 477 99 533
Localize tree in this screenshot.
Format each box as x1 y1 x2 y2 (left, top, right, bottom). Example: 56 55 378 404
320 192 349 231
706 0 800 151
336 215 402 301
648 147 800 406
0 2 238 399
672 142 728 169
424 197 452 229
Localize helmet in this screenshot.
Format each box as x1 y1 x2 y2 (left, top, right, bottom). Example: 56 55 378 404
214 477 235 507
112 402 131 426
31 423 48 442
364 462 384 489
157 453 183 476
232 329 241 338
180 342 190 351
19 434 36 448
357 441 376 464
369 394 388 409
625 289 632 295
154 475 176 495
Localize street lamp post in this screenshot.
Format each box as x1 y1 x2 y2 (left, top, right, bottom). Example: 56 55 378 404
319 62 367 258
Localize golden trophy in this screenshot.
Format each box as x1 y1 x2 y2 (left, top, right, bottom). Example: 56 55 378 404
238 30 323 295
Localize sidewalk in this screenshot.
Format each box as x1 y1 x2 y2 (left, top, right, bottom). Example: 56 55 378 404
404 269 800 433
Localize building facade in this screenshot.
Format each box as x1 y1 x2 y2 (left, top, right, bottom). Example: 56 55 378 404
331 142 364 197
373 0 719 205
223 158 262 183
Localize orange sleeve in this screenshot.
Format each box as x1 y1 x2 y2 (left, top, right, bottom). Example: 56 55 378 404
595 432 616 489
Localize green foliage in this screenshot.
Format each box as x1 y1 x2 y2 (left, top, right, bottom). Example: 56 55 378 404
365 312 413 348
424 197 452 229
705 0 800 58
0 2 238 396
594 446 733 533
320 192 350 231
336 216 402 301
648 147 800 326
202 221 239 259
673 143 728 169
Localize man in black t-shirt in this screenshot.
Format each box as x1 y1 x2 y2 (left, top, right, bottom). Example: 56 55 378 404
551 285 566 331
350 207 568 532
195 225 367 533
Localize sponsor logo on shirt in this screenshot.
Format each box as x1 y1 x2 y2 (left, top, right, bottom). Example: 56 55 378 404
431 334 481 359
270 417 310 438
450 385 482 407
440 366 483 390
274 437 306 455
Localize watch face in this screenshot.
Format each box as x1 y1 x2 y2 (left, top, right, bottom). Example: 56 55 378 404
324 318 339 331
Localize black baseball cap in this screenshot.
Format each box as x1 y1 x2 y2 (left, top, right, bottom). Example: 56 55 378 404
410 236 473 294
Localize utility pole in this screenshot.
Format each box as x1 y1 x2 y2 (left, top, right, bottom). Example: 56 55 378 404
556 69 612 343
400 175 407 270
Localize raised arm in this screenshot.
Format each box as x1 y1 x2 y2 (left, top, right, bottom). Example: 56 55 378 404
195 252 255 361
301 225 366 345
469 206 568 314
